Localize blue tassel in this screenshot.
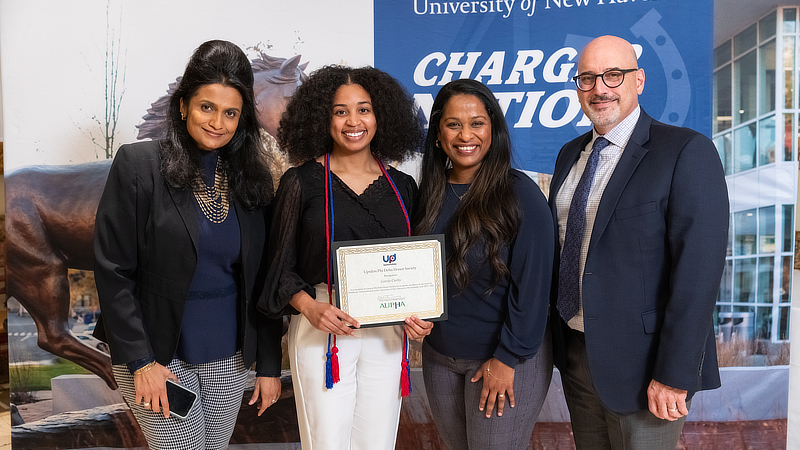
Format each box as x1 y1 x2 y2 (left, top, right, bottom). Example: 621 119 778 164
325 333 334 389
406 358 412 394
325 350 334 389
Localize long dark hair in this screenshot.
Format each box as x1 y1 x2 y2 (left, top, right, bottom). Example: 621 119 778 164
277 65 423 165
413 79 520 291
160 39 273 209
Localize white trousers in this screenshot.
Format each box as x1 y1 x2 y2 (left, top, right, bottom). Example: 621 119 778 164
289 284 404 450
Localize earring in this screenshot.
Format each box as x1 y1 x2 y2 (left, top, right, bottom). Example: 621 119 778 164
436 139 441 148
181 113 186 121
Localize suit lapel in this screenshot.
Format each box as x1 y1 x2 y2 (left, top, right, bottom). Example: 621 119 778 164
167 184 200 253
550 133 593 207
587 112 652 254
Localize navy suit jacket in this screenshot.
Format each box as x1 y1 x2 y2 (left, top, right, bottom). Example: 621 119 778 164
549 110 729 414
93 140 283 376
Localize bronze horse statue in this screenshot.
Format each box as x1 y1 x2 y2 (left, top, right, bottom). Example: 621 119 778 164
6 52 306 389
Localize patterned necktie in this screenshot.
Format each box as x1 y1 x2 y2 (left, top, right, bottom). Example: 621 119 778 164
557 137 610 322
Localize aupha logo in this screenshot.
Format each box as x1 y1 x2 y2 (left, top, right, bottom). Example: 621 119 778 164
383 253 397 264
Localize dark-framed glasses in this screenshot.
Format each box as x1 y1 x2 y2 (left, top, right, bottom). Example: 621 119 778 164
572 68 638 91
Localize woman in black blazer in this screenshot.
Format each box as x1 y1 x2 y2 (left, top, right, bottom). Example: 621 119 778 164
94 40 282 450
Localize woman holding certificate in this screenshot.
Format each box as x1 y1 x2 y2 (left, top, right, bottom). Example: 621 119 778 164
413 79 555 450
259 65 432 450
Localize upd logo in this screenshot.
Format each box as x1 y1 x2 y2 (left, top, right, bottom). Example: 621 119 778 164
383 254 397 264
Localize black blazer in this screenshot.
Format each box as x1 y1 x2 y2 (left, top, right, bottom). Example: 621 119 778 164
549 111 729 413
93 140 282 376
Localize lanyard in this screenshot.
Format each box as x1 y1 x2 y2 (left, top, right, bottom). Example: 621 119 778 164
322 153 412 395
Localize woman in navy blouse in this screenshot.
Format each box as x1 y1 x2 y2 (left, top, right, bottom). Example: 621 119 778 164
94 40 282 449
413 79 555 450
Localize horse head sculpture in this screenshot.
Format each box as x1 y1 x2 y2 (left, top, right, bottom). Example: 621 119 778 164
136 52 308 140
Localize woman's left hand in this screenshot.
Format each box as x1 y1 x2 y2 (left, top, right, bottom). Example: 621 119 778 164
250 376 281 416
404 316 434 340
471 358 515 418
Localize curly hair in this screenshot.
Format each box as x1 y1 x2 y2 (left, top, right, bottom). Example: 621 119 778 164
277 65 423 165
160 40 273 210
413 79 521 292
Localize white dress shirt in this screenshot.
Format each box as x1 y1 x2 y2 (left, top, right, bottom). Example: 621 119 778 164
555 106 641 331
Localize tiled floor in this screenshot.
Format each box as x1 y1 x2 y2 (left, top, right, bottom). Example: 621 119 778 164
1 419 788 449
3 375 791 449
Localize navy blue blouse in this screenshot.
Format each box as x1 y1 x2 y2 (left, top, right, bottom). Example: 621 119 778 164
176 150 241 364
424 170 554 368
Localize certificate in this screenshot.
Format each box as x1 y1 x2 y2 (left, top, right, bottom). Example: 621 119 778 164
332 235 447 327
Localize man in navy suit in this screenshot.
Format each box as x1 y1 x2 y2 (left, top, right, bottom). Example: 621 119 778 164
549 35 729 449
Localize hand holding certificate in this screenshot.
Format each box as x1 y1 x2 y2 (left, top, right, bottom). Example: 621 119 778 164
333 235 447 327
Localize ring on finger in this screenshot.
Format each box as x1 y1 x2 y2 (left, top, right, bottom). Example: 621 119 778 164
498 394 505 398
143 402 151 408
668 406 678 412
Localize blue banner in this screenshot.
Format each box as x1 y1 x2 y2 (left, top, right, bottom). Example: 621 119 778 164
375 0 713 174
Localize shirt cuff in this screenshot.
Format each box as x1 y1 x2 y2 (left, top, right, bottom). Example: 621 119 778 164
127 356 156 374
493 345 520 369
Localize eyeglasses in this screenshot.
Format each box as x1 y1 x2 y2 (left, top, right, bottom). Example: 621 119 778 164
572 68 638 91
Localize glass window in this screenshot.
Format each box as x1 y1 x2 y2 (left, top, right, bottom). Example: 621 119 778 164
784 114 795 161
759 205 776 253
734 209 757 255
719 259 733 303
757 257 774 303
756 306 773 340
782 204 794 252
734 123 757 172
781 255 792 303
714 65 732 133
735 23 758 56
797 112 800 161
714 133 733 176
779 306 790 340
758 116 776 166
784 36 795 109
731 307 756 344
760 11 777 43
734 50 757 125
715 40 732 69
714 304 733 336
734 258 757 303
728 212 734 257
784 8 797 34
713 305 720 336
760 41 777 115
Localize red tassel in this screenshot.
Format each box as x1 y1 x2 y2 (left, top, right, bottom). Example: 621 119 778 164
331 338 340 384
400 331 410 397
400 359 410 397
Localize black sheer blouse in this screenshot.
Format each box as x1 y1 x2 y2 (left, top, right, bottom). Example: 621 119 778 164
259 160 418 318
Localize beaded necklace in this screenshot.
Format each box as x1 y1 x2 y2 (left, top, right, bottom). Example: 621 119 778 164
192 156 229 223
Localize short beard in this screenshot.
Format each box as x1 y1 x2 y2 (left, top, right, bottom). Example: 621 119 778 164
585 94 620 131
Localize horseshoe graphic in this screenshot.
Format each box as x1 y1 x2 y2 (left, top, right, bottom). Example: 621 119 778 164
630 8 691 127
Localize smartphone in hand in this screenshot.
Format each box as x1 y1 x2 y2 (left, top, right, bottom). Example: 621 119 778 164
165 379 198 419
